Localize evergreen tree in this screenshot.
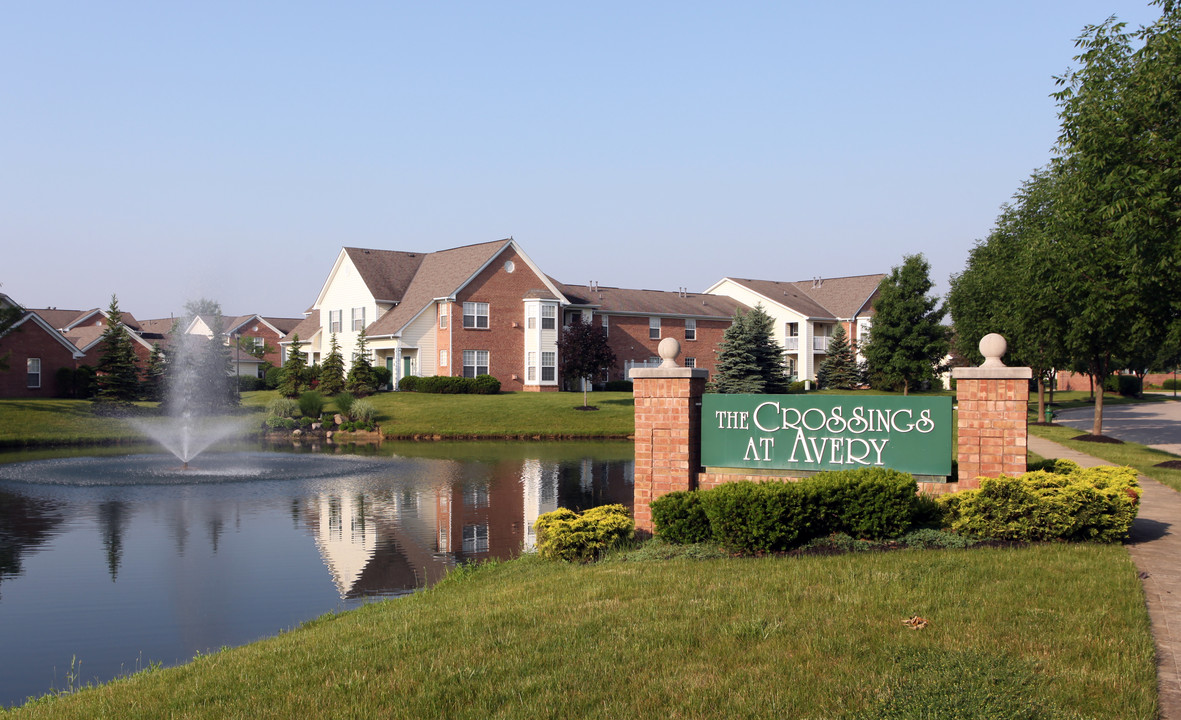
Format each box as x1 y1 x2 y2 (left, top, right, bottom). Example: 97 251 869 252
94 294 141 405
346 328 376 396
714 305 789 394
279 333 309 398
558 315 617 407
862 254 948 395
816 324 860 389
143 343 167 402
200 303 237 411
318 333 346 395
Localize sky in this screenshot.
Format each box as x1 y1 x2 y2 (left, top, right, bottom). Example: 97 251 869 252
0 1 1167 320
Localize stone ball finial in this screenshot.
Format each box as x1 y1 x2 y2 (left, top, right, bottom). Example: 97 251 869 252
979 333 1008 368
658 337 681 368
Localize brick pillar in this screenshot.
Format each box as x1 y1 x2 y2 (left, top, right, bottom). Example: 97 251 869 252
951 334 1032 489
631 338 709 535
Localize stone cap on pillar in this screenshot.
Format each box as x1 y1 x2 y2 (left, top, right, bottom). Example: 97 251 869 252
629 337 710 380
951 333 1032 380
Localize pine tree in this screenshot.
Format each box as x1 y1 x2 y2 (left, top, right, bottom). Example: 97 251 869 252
94 294 141 405
279 333 309 398
143 343 167 402
346 328 376 397
816 324 861 389
318 333 346 395
862 254 948 395
714 305 789 394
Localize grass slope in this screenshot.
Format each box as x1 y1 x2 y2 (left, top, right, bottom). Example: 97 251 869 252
6 545 1155 719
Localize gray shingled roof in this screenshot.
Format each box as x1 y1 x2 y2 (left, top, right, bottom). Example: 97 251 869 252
556 282 747 319
284 310 321 343
343 248 427 304
722 274 884 319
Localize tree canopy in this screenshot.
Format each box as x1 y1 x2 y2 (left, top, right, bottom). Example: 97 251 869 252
558 315 616 407
714 305 789 394
863 254 948 395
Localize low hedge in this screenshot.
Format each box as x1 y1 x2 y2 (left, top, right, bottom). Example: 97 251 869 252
940 459 1140 543
652 467 920 553
398 375 501 395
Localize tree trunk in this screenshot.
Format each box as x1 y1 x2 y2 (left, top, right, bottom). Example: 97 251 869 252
1093 384 1105 436
1036 377 1046 423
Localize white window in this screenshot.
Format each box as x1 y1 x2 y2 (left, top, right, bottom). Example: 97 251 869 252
27 358 41 389
685 357 696 369
541 351 556 382
527 306 537 330
685 319 697 341
463 302 489 329
462 524 489 553
527 352 537 381
649 317 660 340
440 350 448 367
463 350 489 377
329 309 342 333
351 307 366 332
601 315 609 337
541 305 556 330
439 307 448 329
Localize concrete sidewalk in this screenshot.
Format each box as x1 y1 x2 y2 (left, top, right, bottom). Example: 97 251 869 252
1028 435 1181 718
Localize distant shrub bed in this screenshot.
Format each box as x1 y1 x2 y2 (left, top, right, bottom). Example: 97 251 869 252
398 375 500 394
534 504 635 562
652 467 921 553
603 380 633 392
940 459 1140 543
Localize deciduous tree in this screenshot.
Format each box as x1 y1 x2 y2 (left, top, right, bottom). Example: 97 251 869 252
558 315 616 407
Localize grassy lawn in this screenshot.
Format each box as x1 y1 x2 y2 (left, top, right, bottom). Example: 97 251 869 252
5 544 1155 719
1029 422 1181 493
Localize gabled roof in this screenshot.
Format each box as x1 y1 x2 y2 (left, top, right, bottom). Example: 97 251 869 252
344 248 427 304
224 314 303 337
555 282 747 319
1 295 87 358
65 321 156 354
30 307 143 332
282 310 321 345
707 274 885 320
366 239 567 338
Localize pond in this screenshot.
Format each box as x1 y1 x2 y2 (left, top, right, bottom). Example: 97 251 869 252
0 440 635 708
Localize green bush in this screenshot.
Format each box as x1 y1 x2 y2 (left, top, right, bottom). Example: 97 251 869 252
398 375 419 392
701 481 815 552
650 491 712 544
786 381 808 394
350 399 376 425
1117 374 1142 397
266 397 300 419
807 467 919 538
237 375 266 392
265 415 297 430
534 504 634 562
604 380 633 392
373 365 392 390
1162 377 1181 390
298 390 325 420
264 366 283 390
939 463 1140 543
473 374 501 394
299 416 314 428
334 392 356 420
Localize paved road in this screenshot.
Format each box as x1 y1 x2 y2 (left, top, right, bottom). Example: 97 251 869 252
1053 397 1181 455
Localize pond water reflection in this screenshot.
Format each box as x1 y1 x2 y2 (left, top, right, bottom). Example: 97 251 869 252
0 441 633 708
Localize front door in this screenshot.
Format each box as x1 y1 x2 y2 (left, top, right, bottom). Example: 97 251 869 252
403 355 413 381
386 356 395 390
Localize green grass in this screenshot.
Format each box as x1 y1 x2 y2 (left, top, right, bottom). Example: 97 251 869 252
5 545 1156 719
1030 422 1181 493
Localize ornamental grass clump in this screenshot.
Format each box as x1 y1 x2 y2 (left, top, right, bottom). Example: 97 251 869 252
533 504 634 562
940 460 1140 543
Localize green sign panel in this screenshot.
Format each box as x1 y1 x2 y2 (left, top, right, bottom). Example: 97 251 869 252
701 394 953 477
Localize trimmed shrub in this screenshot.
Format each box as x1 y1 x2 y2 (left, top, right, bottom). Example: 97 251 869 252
266 397 299 419
940 464 1140 542
264 366 283 390
604 380 633 392
1117 374 1142 397
265 415 297 430
473 374 501 395
298 390 325 420
651 491 712 544
373 365 392 390
1162 377 1181 390
237 375 265 392
398 375 419 392
786 381 808 394
534 504 634 562
807 467 918 538
701 481 816 552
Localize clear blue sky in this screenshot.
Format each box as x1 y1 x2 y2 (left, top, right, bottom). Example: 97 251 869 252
0 1 1166 319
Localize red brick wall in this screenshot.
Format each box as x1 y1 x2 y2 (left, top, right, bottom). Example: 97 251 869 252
631 374 706 534
0 323 78 398
233 325 283 368
955 377 1029 488
452 247 538 393
602 315 729 380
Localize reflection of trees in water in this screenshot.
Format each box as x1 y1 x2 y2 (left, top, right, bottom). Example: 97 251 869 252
0 490 64 597
96 500 132 581
554 459 634 512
